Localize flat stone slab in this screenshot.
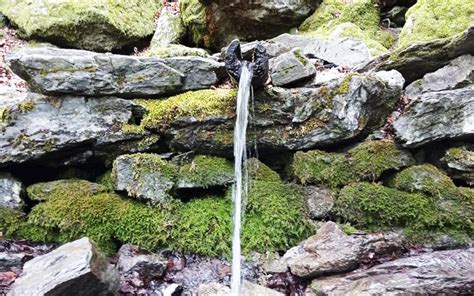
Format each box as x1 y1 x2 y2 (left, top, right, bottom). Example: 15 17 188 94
5 47 225 98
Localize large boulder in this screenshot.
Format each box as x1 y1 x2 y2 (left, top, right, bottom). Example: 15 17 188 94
393 55 474 147
8 237 119 296
311 248 474 295
5 47 224 98
0 0 162 52
0 173 24 210
180 0 319 50
135 71 404 154
284 222 404 279
398 0 474 49
361 26 474 84
0 87 156 167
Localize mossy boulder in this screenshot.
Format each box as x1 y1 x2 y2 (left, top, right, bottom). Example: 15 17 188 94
7 175 310 257
299 0 390 55
291 140 414 188
335 182 473 241
442 146 474 186
0 0 162 51
27 179 108 202
145 44 210 58
246 158 281 182
112 153 179 204
398 0 474 49
177 155 234 188
150 8 185 49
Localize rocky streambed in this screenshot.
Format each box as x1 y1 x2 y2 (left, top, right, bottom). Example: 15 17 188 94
1 0 474 295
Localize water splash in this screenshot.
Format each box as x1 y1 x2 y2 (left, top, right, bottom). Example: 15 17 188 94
231 63 253 295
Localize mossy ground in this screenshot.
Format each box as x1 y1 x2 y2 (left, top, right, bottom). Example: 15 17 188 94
291 140 413 189
398 0 474 49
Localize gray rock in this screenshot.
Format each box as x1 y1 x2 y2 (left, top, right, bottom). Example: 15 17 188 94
8 237 119 296
311 248 474 295
304 186 334 220
441 146 474 186
285 222 404 279
166 70 404 153
361 26 474 84
112 154 177 204
0 87 155 167
271 50 316 86
196 281 283 296
406 54 474 97
0 173 24 210
394 85 474 147
0 252 23 272
234 34 375 69
5 47 224 98
150 9 185 49
185 0 318 50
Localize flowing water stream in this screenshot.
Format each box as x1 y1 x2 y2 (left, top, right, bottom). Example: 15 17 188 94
231 64 253 295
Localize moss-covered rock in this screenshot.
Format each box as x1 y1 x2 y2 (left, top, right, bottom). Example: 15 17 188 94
150 8 185 49
179 0 208 48
136 88 237 131
177 155 234 188
442 146 474 186
0 0 162 52
398 0 474 49
335 182 473 240
96 171 114 192
246 158 281 182
27 179 108 202
0 207 25 238
112 153 179 204
299 0 389 55
291 140 414 188
387 165 459 198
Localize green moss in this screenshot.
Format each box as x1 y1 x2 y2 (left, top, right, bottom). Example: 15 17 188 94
387 165 458 198
348 140 414 181
121 123 147 135
291 140 413 188
0 107 12 123
444 147 473 164
300 0 380 35
177 155 234 188
338 73 354 95
398 0 474 49
0 208 26 238
293 49 308 66
340 223 358 235
17 100 35 113
96 171 114 191
0 0 162 51
336 182 473 237
179 0 208 48
246 158 281 182
292 150 353 188
137 89 237 131
27 179 108 202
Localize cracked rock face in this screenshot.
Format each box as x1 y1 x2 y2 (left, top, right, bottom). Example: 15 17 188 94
284 222 404 279
0 87 155 167
394 55 474 147
5 47 225 98
311 248 474 295
165 70 404 154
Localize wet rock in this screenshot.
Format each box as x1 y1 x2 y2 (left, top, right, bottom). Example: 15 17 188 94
150 9 185 49
0 173 24 210
181 0 318 50
303 186 334 220
271 50 316 86
0 87 154 167
285 222 404 279
112 154 177 204
163 70 404 154
441 146 474 186
361 26 474 84
8 237 118 296
311 248 474 295
0 0 161 52
5 47 224 98
381 6 408 28
0 240 55 273
196 281 283 296
394 85 474 147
